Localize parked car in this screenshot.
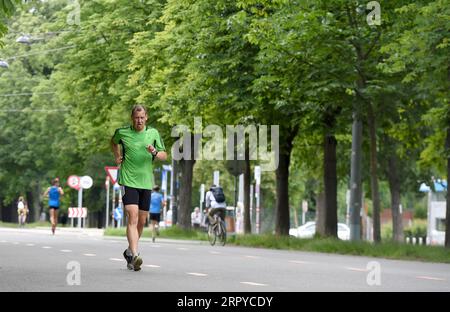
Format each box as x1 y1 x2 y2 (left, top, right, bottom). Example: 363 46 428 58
289 221 350 240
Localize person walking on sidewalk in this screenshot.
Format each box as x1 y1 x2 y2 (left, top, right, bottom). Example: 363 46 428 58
111 105 167 271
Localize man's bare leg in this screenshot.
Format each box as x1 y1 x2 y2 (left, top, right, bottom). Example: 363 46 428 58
125 204 139 255
138 211 148 238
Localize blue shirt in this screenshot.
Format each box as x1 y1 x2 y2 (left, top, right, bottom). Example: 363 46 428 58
150 192 163 214
114 206 123 220
48 186 60 207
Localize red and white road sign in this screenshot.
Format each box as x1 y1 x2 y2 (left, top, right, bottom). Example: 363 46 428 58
105 166 119 185
67 175 81 190
68 207 87 218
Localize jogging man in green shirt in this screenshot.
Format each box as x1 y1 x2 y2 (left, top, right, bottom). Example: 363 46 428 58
111 105 167 271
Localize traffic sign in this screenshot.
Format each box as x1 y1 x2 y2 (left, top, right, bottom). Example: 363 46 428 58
80 176 93 189
67 175 80 190
105 166 119 184
68 207 87 218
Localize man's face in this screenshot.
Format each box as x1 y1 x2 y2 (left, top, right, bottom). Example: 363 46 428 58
132 110 148 131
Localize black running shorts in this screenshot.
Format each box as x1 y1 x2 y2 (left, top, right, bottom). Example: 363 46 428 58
149 213 161 222
122 186 151 211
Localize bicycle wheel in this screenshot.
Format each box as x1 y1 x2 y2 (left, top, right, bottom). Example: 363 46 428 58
207 224 216 246
217 220 227 246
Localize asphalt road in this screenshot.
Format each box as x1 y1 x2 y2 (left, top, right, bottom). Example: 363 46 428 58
1 227 449 292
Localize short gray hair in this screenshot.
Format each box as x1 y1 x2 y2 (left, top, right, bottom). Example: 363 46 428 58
131 105 148 117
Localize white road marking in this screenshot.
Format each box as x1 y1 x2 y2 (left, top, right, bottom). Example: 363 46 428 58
346 267 368 272
144 265 161 268
109 258 125 262
83 253 96 257
150 244 161 248
177 248 189 251
42 246 52 249
0 240 7 243
244 255 260 259
26 243 35 246
187 272 208 277
416 276 446 281
289 260 309 264
60 249 72 253
240 281 268 287
210 251 221 255
12 242 19 245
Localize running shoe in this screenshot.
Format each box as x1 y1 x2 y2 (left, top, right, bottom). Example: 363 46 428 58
123 249 133 270
131 255 143 271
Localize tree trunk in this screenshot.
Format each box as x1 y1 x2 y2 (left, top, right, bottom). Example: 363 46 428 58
318 133 338 238
178 133 196 230
178 159 195 229
243 144 251 234
445 126 450 248
316 191 325 226
275 128 297 236
26 182 42 223
367 104 381 243
275 151 291 236
387 149 403 243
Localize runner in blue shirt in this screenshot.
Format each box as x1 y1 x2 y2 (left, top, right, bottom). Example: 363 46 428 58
43 178 64 235
149 185 165 242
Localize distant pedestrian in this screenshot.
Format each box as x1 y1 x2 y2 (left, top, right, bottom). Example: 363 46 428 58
111 105 167 271
191 207 202 229
114 205 123 227
17 196 29 227
43 178 64 235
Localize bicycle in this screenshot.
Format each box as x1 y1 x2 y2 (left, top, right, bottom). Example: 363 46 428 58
207 214 227 246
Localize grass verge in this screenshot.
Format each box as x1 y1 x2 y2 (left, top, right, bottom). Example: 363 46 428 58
0 221 49 228
228 234 450 263
105 226 450 263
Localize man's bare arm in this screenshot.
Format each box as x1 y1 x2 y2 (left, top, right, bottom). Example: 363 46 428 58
111 139 123 165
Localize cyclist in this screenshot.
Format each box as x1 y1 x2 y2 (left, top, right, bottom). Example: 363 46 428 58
205 184 227 226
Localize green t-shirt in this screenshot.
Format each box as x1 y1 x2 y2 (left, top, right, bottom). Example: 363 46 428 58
112 125 165 190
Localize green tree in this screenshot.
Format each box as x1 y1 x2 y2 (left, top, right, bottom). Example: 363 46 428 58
381 0 449 246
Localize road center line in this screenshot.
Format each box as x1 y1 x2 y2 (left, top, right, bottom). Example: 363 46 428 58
83 253 96 256
109 258 125 262
240 281 268 287
60 249 72 253
42 246 52 249
144 264 161 268
26 243 35 246
416 276 446 281
289 260 309 264
346 267 368 272
187 272 208 277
